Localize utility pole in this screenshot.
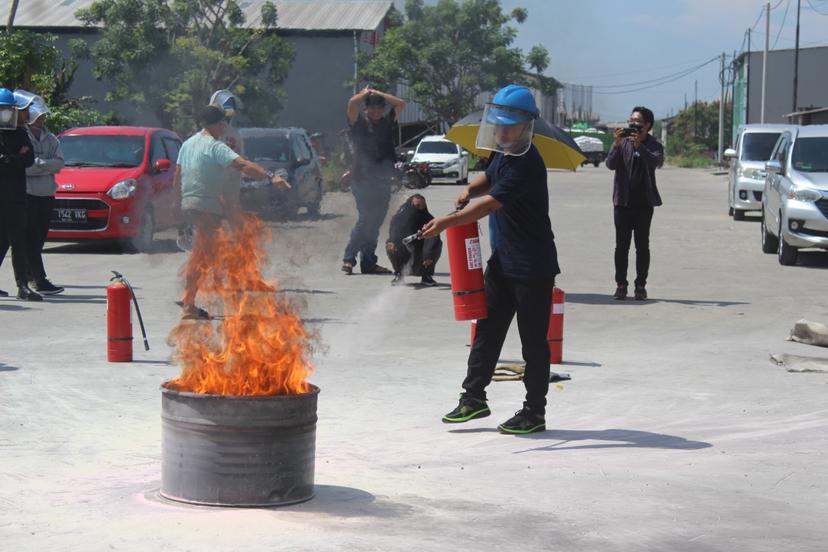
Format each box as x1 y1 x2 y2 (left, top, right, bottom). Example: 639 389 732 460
793 0 801 113
746 28 751 123
694 79 698 139
684 93 687 110
6 0 19 33
761 1 769 123
718 52 725 163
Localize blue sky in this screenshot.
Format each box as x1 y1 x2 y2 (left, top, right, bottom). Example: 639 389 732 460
392 0 828 121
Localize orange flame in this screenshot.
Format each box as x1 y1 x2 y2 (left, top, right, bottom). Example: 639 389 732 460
167 214 312 396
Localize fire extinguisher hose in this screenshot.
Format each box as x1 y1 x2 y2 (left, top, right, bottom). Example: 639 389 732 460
110 271 150 351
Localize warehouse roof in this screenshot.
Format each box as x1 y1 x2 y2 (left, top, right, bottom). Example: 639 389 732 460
2 0 392 32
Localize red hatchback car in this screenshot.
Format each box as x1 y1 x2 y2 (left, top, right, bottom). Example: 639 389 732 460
49 126 182 250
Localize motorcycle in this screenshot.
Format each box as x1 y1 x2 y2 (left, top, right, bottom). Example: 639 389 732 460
399 160 432 190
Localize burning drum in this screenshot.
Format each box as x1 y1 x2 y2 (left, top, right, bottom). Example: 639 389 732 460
160 383 319 507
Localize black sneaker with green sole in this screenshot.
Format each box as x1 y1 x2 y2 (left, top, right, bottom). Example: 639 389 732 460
442 396 490 423
498 407 546 434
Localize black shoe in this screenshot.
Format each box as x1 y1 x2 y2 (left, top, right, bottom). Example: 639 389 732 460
498 406 546 434
0 288 7 297
634 286 647 301
613 284 628 300
442 395 491 423
17 286 43 302
420 274 436 286
341 262 354 275
391 273 404 286
34 279 64 295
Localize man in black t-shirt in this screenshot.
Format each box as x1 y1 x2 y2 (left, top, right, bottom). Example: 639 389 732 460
421 84 559 434
605 106 664 301
341 87 405 275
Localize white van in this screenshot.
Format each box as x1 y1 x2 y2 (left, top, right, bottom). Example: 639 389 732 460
724 124 798 220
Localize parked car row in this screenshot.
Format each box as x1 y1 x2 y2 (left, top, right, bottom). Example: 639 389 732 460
47 124 324 251
726 123 828 265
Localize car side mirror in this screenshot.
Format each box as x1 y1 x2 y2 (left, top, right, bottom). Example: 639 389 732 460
460 151 469 157
765 159 783 174
295 157 310 167
723 148 736 159
154 158 171 172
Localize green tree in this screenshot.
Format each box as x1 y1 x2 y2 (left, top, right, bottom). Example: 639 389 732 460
0 30 113 133
667 100 732 157
360 0 549 125
76 0 294 134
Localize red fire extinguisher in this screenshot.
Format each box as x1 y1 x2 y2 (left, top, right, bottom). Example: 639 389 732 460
107 271 149 362
446 221 487 321
547 287 565 364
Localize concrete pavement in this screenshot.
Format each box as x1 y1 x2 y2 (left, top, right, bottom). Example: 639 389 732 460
1 165 827 551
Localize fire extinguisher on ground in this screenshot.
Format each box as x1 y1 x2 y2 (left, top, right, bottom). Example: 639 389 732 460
107 271 149 362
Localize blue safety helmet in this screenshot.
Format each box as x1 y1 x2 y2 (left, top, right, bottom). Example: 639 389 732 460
0 88 16 107
486 84 539 125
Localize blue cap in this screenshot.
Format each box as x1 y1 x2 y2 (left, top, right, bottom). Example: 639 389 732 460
488 84 539 123
0 88 16 107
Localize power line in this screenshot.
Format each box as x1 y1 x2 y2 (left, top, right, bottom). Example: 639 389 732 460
807 0 828 15
590 56 719 89
561 55 716 82
773 0 792 49
593 57 720 95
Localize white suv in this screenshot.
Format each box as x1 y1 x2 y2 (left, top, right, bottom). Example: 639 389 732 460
725 124 798 220
410 135 469 185
761 124 828 265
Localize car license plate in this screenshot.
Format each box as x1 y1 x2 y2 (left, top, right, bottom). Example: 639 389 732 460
55 208 87 223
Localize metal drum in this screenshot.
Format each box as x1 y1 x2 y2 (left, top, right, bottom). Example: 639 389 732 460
160 384 318 507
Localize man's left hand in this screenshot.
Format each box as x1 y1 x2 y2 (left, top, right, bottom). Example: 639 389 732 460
421 216 448 239
633 129 644 149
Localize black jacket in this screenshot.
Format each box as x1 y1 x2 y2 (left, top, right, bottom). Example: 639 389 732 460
605 135 664 207
0 128 35 202
387 201 442 261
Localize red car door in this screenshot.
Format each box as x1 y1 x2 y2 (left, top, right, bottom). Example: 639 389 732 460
147 131 179 229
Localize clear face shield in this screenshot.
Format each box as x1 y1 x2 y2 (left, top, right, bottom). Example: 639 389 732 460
475 103 535 157
0 106 18 130
14 90 49 124
210 89 242 119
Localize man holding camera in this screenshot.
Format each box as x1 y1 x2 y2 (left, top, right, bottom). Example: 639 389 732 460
605 106 664 301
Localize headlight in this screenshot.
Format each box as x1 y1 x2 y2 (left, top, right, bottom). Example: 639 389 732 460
787 188 823 202
741 168 765 180
107 179 137 200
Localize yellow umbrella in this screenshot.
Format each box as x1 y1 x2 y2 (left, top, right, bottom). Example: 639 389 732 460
445 110 586 171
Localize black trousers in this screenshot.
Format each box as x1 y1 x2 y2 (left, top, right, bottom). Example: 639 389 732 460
342 179 391 271
22 195 54 283
614 205 654 287
386 240 438 276
0 199 29 287
463 263 554 412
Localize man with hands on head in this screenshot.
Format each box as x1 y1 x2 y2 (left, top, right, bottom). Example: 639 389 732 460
605 106 664 301
421 84 560 435
341 86 405 276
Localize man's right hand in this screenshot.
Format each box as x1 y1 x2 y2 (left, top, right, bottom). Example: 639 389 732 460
614 128 624 146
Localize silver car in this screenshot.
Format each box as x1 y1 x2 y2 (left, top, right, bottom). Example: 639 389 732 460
761 124 828 265
725 124 797 220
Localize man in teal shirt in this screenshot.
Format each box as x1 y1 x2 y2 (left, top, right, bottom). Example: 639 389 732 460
174 105 288 319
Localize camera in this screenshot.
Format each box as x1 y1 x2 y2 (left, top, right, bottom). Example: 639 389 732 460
620 123 643 137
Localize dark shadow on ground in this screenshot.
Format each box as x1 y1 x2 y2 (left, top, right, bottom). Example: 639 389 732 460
793 251 828 269
0 303 30 311
287 485 412 518
131 360 172 365
301 318 348 325
45 293 106 304
278 288 336 295
61 284 107 290
0 362 19 372
513 428 712 453
566 292 748 307
561 360 602 367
